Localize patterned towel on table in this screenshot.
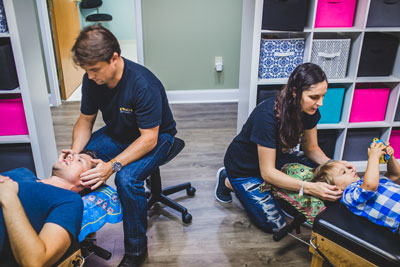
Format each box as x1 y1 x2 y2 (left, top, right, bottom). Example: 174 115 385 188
79 184 123 242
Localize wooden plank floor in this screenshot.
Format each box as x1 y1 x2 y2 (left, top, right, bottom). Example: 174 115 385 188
51 102 312 266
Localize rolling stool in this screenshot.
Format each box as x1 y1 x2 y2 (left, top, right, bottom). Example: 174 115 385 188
146 137 196 223
309 202 400 267
80 0 112 24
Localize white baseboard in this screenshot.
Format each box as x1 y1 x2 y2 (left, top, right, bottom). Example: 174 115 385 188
166 89 239 104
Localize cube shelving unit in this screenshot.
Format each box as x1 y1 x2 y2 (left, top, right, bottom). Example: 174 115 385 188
0 0 57 177
238 0 400 171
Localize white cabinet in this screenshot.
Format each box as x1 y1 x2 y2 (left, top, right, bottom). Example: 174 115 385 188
238 0 400 171
0 0 57 177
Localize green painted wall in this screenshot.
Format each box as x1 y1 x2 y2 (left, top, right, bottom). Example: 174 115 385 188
142 0 242 90
80 0 136 40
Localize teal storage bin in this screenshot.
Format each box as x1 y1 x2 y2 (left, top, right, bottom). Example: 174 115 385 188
318 87 345 124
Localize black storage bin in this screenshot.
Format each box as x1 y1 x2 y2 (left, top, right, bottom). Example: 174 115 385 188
342 129 381 161
395 104 400 121
257 85 281 104
262 0 310 31
317 129 339 159
367 0 400 27
357 33 399 77
0 38 18 90
0 144 36 174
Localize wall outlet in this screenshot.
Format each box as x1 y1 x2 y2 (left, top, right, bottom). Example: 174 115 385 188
215 56 223 72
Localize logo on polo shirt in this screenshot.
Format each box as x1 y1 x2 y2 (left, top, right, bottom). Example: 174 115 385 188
120 107 133 114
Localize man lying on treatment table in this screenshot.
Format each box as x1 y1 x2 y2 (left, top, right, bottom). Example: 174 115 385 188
0 150 97 267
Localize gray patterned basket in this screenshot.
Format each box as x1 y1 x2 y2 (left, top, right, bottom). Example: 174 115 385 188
310 39 351 79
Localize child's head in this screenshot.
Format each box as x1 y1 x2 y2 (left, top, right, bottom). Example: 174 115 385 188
313 160 360 191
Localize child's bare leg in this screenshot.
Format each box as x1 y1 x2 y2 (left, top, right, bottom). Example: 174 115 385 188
225 178 233 190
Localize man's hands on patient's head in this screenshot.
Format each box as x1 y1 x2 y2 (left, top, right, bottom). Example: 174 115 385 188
0 175 19 206
79 159 113 190
60 149 76 161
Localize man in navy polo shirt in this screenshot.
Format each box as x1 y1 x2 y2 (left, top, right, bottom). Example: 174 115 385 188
68 25 176 267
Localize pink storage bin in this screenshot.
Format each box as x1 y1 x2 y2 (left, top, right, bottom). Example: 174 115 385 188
349 88 390 122
0 97 28 135
315 0 357 28
389 130 400 158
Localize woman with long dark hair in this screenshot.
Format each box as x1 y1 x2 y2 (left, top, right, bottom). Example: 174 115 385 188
215 63 354 233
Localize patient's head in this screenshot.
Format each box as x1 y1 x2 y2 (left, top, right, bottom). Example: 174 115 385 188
51 150 97 192
313 160 360 191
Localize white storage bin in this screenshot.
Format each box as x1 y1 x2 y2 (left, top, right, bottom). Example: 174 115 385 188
310 39 351 79
258 38 305 79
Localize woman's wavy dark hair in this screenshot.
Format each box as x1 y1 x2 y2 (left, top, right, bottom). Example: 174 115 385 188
274 63 327 151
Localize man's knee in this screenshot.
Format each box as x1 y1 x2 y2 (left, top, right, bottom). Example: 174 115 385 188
114 169 144 193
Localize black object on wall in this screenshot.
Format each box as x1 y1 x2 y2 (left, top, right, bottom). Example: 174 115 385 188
0 38 18 90
342 129 381 161
367 0 400 27
262 0 310 31
0 144 36 175
317 129 339 159
357 32 399 77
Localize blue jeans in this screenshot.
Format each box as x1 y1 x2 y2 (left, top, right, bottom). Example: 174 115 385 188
225 152 316 233
227 173 286 233
86 127 174 256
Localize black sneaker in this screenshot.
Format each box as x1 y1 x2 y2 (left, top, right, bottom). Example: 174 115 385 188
118 250 148 267
215 167 233 203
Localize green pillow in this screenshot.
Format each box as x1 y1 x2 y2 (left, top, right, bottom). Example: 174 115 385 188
260 163 326 224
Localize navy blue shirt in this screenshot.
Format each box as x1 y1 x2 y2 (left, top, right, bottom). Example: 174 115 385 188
0 168 83 266
81 58 177 142
224 97 320 179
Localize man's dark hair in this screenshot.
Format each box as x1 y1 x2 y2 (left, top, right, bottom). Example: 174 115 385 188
80 149 98 160
71 25 121 66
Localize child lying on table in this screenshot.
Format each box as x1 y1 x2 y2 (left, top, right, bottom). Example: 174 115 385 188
312 141 400 234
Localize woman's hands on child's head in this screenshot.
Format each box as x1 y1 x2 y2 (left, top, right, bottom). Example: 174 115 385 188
368 141 386 160
305 181 342 201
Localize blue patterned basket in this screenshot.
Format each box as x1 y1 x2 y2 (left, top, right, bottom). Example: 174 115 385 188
258 38 305 79
0 0 8 33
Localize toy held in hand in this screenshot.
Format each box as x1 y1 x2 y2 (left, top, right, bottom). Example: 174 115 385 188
371 138 391 164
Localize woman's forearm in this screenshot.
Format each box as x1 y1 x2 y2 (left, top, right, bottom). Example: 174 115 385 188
261 167 305 192
304 147 330 165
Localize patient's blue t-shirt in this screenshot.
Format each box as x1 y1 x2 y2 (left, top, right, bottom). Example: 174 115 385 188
224 97 320 179
0 168 83 265
80 57 177 142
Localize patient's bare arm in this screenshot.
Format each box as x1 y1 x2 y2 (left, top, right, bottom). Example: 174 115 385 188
0 175 71 267
362 142 385 191
385 145 400 182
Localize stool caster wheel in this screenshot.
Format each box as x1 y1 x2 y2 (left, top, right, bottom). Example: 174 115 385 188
187 187 196 197
182 213 192 224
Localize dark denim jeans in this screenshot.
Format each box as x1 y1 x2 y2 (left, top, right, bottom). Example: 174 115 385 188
225 151 317 233
86 127 174 256
227 173 286 233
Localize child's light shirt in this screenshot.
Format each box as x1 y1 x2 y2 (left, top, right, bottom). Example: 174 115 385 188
341 175 400 233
